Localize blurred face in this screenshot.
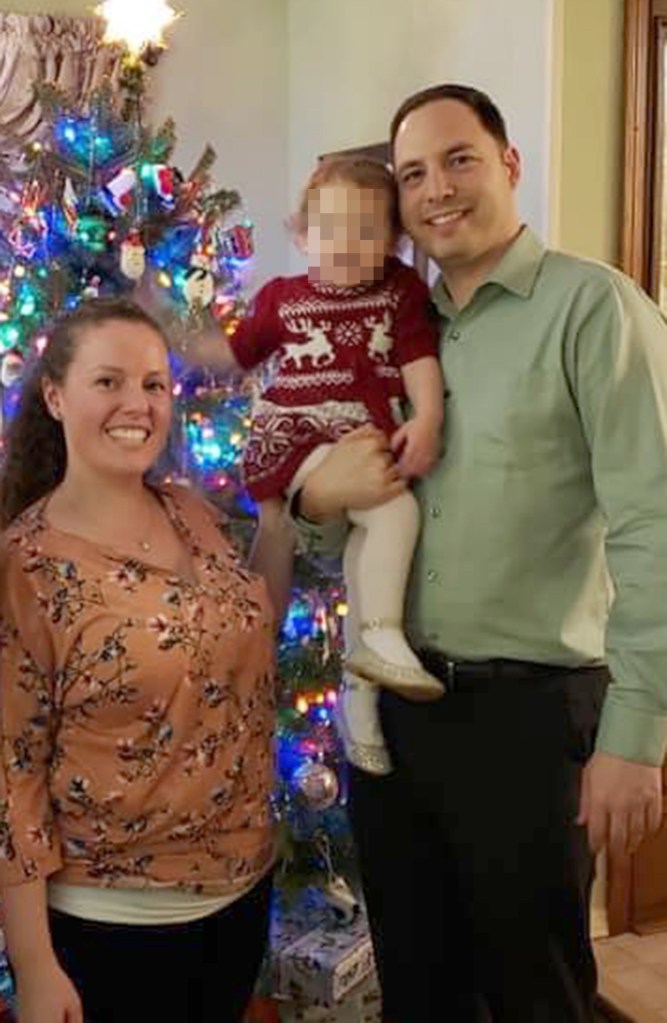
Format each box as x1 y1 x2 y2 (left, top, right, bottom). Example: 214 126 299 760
304 182 394 287
42 319 172 483
393 99 521 271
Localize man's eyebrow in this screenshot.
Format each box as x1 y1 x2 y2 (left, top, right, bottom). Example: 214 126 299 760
396 142 475 174
445 142 475 157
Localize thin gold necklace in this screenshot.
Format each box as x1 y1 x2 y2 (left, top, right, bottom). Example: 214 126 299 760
137 496 156 552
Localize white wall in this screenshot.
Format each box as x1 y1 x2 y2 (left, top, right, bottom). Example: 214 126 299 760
150 0 288 287
287 0 555 270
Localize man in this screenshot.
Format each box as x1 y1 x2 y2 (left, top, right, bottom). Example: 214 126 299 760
293 84 667 1022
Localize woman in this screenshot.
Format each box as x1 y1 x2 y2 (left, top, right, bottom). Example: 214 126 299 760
0 299 279 1023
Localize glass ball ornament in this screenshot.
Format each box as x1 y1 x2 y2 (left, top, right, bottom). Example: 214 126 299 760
292 760 339 811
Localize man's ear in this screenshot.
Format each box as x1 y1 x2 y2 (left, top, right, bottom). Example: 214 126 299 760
503 144 521 189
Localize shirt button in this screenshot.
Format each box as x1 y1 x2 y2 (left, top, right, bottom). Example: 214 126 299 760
430 505 442 518
450 330 461 341
426 569 439 582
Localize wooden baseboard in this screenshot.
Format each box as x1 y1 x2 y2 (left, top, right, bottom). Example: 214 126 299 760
634 915 667 935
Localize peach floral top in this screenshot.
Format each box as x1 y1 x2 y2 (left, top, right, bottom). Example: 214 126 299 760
0 483 276 894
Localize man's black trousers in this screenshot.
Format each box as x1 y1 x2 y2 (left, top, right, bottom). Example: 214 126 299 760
348 661 610 1023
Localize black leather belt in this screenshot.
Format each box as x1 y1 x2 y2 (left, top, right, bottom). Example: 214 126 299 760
418 648 599 692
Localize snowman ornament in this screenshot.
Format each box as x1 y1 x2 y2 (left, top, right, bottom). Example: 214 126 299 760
183 252 215 309
120 230 146 282
0 351 25 388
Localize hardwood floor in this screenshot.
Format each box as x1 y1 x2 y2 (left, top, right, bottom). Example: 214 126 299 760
595 933 667 1022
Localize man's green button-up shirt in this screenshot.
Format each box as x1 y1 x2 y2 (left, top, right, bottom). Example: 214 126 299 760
299 227 667 766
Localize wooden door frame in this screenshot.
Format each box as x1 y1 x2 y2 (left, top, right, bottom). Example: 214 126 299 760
622 0 651 285
621 0 667 294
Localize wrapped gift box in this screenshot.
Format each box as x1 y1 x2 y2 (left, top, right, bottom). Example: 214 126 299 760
275 975 381 1021
264 888 377 1008
276 913 375 1006
246 975 381 1023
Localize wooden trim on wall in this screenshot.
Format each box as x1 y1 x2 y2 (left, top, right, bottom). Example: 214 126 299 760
622 0 651 286
650 20 667 298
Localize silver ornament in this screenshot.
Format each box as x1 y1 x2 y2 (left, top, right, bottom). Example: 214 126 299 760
292 760 339 810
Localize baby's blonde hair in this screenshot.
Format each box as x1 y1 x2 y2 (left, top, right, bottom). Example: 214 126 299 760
290 156 400 237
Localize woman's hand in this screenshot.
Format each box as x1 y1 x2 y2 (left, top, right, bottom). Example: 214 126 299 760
300 425 406 520
15 958 83 1023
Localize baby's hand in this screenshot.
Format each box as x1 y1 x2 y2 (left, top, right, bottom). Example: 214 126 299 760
390 416 442 479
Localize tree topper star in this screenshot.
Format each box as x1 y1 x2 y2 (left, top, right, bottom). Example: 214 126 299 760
96 0 180 58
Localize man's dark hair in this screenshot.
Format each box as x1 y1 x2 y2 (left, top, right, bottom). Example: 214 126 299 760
390 84 509 153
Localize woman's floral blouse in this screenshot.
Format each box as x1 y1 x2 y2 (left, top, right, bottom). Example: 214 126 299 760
0 483 275 894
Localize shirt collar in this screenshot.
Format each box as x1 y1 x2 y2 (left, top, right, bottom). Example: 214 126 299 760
431 225 546 317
